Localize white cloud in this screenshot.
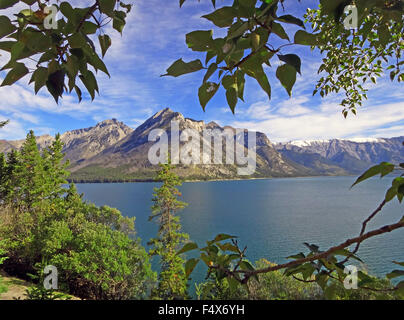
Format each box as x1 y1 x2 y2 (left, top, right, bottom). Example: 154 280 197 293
0 118 26 140
232 100 404 142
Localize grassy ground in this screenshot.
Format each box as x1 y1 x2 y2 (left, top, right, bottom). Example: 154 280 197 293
0 270 31 300
0 270 80 300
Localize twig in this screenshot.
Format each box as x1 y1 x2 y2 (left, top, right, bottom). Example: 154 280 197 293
210 218 404 284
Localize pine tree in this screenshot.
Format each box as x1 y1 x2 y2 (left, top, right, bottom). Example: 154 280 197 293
43 133 70 200
0 153 7 202
148 161 189 300
3 149 20 205
17 130 46 210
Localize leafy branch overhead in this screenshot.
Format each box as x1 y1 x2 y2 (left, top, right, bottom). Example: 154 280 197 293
0 0 132 103
165 0 403 115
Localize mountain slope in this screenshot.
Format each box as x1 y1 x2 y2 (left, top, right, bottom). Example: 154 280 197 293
70 108 307 181
275 137 404 173
1 109 402 181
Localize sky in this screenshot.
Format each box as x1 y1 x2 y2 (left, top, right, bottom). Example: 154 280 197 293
0 0 403 142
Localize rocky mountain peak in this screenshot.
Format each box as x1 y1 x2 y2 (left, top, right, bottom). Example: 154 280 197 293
152 107 174 118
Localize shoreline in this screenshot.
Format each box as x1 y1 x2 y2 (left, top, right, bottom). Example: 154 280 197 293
68 173 359 184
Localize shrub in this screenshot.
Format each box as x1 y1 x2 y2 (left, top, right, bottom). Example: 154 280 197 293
197 259 395 300
0 132 156 299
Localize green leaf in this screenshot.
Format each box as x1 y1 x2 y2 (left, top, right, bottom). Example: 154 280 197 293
385 186 398 202
163 58 203 77
396 281 404 298
0 16 16 39
46 70 65 103
333 249 363 262
198 82 219 111
31 67 48 94
213 233 237 243
239 0 257 8
186 30 213 52
79 70 98 100
202 7 236 28
0 40 15 52
276 64 296 97
278 54 301 74
217 243 239 253
74 85 82 102
228 21 249 40
387 270 404 279
287 252 305 260
240 260 255 271
203 63 217 83
66 55 79 79
98 35 112 58
177 242 198 255
315 272 329 290
324 283 337 300
303 242 319 252
69 33 86 49
0 0 18 9
294 30 321 46
235 70 245 101
1 62 28 86
84 47 110 77
119 2 132 13
276 15 305 28
226 87 238 113
271 22 290 41
320 0 346 18
10 41 25 61
99 0 117 16
227 276 239 294
113 10 126 34
351 162 395 187
60 2 75 20
255 71 271 100
82 21 98 35
185 258 199 277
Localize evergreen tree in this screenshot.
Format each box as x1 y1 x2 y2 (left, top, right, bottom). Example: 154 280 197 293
43 133 70 200
0 153 7 202
148 161 189 300
3 149 20 206
16 130 46 210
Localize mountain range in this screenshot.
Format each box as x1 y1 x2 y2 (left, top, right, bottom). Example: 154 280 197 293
0 108 402 182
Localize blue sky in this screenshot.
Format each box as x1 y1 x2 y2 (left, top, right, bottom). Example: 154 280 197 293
0 0 403 142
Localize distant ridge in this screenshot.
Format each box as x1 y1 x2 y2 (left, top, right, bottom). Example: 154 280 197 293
0 109 403 182
275 137 404 173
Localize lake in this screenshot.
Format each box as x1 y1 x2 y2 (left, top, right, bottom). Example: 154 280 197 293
76 176 404 286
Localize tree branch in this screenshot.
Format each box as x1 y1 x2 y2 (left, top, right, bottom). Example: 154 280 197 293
341 199 387 264
211 217 404 283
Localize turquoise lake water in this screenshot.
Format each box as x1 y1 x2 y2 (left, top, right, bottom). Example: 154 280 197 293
76 176 404 285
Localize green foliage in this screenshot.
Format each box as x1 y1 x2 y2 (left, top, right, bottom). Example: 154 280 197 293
0 131 155 300
351 161 404 203
0 120 9 128
24 268 71 300
307 4 403 117
0 130 69 211
172 0 403 114
198 259 395 300
24 286 69 300
0 239 8 295
148 161 189 300
0 0 132 103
